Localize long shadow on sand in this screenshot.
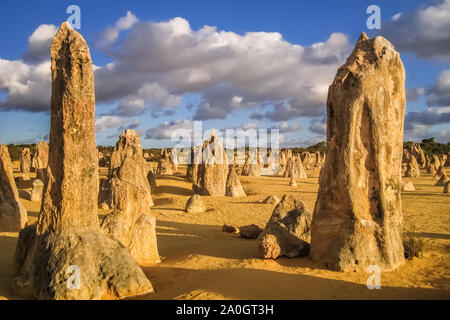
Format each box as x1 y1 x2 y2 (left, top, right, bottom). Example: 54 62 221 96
137 265 450 300
414 232 450 240
157 185 193 197
0 235 19 299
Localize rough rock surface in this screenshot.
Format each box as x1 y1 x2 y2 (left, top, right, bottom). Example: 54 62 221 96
222 224 239 233
185 194 206 213
310 33 406 271
32 141 49 182
30 179 44 202
12 23 153 300
101 130 160 265
0 144 27 231
225 168 246 197
239 224 263 239
258 195 312 259
193 131 228 196
262 195 280 205
20 148 31 180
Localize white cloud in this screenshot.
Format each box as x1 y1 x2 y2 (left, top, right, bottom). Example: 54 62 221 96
99 11 138 46
94 16 352 120
308 118 326 135
0 58 51 112
95 116 127 133
0 16 352 123
23 24 58 64
145 119 192 140
381 0 450 60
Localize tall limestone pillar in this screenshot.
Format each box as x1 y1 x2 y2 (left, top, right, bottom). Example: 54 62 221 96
310 33 405 271
12 22 153 299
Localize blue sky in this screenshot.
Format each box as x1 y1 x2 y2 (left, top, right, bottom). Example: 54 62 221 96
0 0 449 147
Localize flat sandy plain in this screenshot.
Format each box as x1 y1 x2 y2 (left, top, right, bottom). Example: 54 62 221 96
1 161 449 299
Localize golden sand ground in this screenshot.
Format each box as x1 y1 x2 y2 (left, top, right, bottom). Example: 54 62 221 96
1 162 449 300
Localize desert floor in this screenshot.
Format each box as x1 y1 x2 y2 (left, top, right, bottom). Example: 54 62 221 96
1 162 449 300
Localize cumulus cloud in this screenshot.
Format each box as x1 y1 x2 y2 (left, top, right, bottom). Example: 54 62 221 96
271 122 301 133
22 24 58 64
0 59 51 112
404 70 450 136
118 118 140 132
94 17 352 120
406 87 425 102
95 116 128 133
308 117 327 135
404 122 450 143
405 107 450 130
427 70 450 106
0 15 351 124
99 11 138 47
145 119 193 140
0 23 55 112
381 0 450 60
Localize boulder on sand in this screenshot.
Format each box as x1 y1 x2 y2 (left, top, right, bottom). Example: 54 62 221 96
258 195 312 259
222 224 239 233
240 224 263 239
185 194 206 213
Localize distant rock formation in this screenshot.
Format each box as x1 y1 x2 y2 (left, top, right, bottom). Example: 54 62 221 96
193 131 228 196
405 155 420 177
102 130 160 265
32 141 49 182
157 149 174 175
225 168 246 197
20 148 31 180
30 179 44 201
241 150 261 176
401 181 415 191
